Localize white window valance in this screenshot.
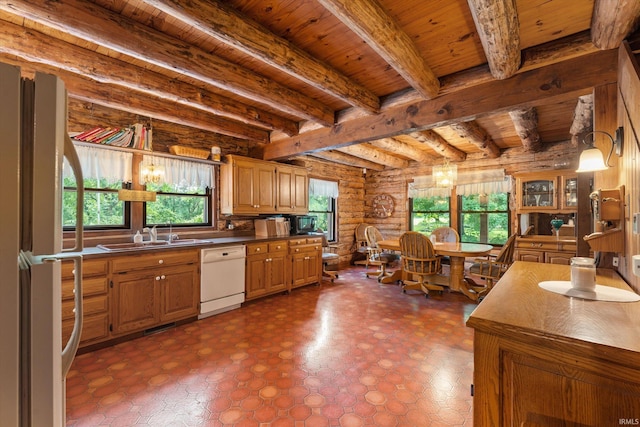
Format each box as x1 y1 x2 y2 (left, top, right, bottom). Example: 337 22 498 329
142 155 213 191
309 178 339 198
63 144 132 184
408 169 513 198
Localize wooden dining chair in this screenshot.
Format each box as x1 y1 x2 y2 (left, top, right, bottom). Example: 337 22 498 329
430 227 459 265
467 233 517 296
364 225 397 281
320 232 340 282
399 231 444 297
353 223 370 267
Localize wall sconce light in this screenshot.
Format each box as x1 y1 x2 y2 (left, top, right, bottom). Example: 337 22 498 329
576 127 624 173
432 159 457 188
139 161 164 185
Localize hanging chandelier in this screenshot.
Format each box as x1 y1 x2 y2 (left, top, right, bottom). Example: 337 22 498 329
139 161 164 185
432 160 457 188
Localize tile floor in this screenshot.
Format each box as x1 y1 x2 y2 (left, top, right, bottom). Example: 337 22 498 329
66 266 478 426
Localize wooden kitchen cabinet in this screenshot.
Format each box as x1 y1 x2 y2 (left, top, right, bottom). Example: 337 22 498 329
515 236 577 265
289 237 322 289
220 155 276 215
515 170 577 213
61 257 109 348
276 165 308 214
245 240 288 300
111 249 199 335
220 154 309 215
467 262 640 426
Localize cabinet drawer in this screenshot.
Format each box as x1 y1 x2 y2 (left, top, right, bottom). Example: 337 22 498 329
289 238 307 247
62 276 109 300
111 249 198 272
247 243 268 255
62 313 109 346
62 258 108 279
545 251 574 265
268 241 287 253
61 294 108 320
306 237 322 245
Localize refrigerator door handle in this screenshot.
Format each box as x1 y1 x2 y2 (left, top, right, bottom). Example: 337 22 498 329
63 133 84 253
61 254 83 377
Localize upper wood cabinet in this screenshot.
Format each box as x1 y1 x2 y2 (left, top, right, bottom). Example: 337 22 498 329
220 155 308 215
515 170 577 213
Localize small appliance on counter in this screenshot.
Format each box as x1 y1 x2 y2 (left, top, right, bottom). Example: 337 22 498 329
288 215 317 235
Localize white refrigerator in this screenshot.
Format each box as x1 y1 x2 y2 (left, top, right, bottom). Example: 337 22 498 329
0 62 85 426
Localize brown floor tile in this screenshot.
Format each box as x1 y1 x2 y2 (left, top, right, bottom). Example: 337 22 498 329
66 266 476 426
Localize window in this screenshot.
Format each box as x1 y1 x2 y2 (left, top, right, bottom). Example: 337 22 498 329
141 155 214 227
459 193 510 245
63 144 132 229
309 178 338 241
409 196 451 234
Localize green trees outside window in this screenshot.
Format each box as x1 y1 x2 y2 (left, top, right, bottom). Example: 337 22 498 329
459 193 509 245
309 194 336 241
410 196 450 234
145 182 211 226
63 177 127 228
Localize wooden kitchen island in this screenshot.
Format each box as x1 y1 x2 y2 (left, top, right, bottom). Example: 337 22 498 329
467 261 640 426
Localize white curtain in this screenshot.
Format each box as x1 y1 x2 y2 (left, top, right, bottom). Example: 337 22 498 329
63 144 132 184
408 169 513 197
309 178 339 197
142 155 213 191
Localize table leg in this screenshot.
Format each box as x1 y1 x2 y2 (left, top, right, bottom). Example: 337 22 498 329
449 256 478 301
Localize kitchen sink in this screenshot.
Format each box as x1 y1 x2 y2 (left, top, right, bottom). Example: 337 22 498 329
97 239 209 251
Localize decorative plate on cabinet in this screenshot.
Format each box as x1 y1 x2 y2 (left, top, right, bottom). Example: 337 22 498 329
372 194 395 218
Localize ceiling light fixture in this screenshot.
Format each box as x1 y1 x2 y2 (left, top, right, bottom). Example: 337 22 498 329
576 127 624 173
432 159 457 188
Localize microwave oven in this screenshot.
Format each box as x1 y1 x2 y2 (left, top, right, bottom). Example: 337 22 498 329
289 215 317 235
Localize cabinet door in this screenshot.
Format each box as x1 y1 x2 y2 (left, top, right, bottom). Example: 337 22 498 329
516 249 545 263
292 169 309 213
291 252 308 288
267 253 288 293
112 271 160 334
254 162 276 212
518 178 557 210
545 251 573 265
233 160 260 213
276 166 295 213
161 264 199 322
561 175 578 210
246 254 269 300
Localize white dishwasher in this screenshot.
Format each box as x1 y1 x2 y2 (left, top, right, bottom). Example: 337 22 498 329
200 245 246 319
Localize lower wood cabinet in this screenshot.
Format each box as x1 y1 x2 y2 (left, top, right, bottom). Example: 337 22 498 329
245 241 288 300
61 257 109 348
110 249 199 336
515 236 576 265
289 237 322 289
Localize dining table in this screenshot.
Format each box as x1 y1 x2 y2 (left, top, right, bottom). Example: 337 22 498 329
376 239 494 301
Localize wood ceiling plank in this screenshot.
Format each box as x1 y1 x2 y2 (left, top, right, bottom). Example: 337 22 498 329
141 0 380 113
449 120 501 158
262 49 617 160
309 150 385 171
317 0 440 99
0 0 336 126
369 138 434 163
336 144 410 169
408 130 467 161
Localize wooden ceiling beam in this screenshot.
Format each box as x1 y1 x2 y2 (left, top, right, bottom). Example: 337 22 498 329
591 0 640 50
336 144 410 169
309 151 385 171
509 108 542 153
317 0 440 99
369 138 433 163
64 74 270 142
407 130 467 161
141 0 380 114
262 49 617 160
449 121 500 158
569 94 594 146
0 0 336 126
0 20 298 137
467 0 520 79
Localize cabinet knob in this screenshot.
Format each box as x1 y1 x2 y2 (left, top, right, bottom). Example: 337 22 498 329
158 259 164 264
161 275 166 280
266 258 271 262
295 248 300 252
256 247 261 252
156 276 161 281
304 256 310 260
